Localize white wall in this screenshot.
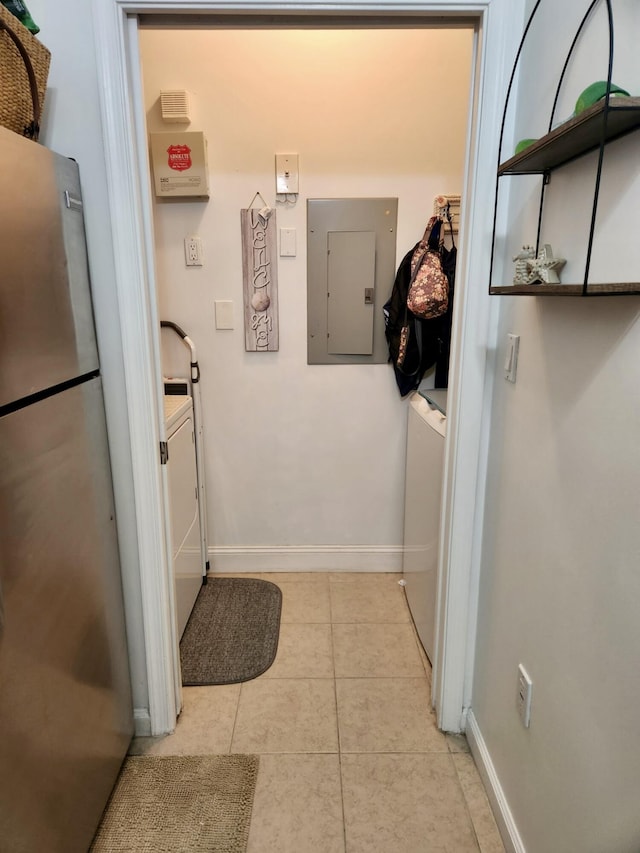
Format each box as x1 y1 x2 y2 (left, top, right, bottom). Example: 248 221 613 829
139 25 473 570
472 1 640 849
27 0 150 721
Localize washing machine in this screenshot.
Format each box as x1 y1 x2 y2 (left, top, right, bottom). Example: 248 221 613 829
164 395 203 638
402 389 447 663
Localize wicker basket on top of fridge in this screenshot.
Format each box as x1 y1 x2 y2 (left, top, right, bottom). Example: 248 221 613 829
0 2 50 141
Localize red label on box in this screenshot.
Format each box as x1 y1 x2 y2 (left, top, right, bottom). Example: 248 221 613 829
166 144 192 172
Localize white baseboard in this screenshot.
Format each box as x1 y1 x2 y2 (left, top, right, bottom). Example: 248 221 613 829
133 707 152 738
465 710 526 853
208 545 403 573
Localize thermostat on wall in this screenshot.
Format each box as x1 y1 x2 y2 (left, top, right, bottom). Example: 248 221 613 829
150 131 209 199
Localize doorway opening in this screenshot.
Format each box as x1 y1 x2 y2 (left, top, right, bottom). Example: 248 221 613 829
136 15 476 720
96 0 516 737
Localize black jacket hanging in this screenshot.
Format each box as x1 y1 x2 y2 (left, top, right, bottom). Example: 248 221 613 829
383 235 446 397
383 215 457 395
435 221 457 388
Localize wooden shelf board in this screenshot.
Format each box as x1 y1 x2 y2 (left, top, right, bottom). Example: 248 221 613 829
489 282 640 296
498 97 640 175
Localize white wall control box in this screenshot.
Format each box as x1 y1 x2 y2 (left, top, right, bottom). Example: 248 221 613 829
150 131 209 199
275 153 299 194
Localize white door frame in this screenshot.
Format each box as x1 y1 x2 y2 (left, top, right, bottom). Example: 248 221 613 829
92 0 521 735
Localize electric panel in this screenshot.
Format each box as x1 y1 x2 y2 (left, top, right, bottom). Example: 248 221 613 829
307 198 398 365
327 230 376 355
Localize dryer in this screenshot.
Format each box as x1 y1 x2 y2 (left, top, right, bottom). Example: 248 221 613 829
402 390 447 663
164 395 203 638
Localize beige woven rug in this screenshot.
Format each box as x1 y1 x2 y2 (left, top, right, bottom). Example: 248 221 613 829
90 754 259 853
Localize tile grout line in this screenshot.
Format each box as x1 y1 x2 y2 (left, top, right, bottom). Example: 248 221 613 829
227 681 244 755
450 751 485 853
329 576 349 853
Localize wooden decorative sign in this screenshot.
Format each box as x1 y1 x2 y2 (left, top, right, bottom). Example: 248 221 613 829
240 209 279 352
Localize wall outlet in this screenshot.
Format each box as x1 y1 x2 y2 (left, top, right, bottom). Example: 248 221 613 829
517 663 533 728
184 234 203 266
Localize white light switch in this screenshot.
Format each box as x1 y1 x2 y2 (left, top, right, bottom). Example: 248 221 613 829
517 663 533 728
280 227 297 257
504 333 520 383
215 300 234 330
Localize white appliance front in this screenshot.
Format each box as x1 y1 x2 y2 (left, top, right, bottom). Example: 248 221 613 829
402 392 447 663
164 395 202 638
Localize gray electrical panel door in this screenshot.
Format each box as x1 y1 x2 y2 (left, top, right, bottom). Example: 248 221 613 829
307 198 398 365
327 230 376 355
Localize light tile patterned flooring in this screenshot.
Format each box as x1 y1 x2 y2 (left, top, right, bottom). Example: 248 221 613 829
130 572 505 853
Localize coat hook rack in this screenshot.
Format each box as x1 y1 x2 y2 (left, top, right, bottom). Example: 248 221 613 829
433 194 461 234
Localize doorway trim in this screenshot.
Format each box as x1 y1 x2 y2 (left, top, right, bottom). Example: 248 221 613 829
93 0 520 734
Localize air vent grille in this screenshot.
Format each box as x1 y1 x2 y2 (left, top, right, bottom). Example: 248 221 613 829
160 90 190 123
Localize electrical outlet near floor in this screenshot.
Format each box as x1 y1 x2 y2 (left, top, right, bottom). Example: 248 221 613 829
517 663 533 728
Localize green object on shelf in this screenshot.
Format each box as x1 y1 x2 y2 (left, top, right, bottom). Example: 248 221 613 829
0 0 39 33
515 138 537 155
575 81 629 115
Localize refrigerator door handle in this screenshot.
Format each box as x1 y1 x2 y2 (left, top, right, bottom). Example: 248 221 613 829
64 190 83 211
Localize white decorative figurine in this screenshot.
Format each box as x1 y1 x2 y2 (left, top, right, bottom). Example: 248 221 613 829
525 244 566 284
512 243 566 285
513 245 535 285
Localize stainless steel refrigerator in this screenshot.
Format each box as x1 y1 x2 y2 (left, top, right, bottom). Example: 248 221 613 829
0 127 133 852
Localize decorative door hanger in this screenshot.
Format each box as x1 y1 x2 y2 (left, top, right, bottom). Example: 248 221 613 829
240 199 279 352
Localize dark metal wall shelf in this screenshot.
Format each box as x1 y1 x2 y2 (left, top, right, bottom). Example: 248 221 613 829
498 97 640 176
489 282 640 296
489 0 640 297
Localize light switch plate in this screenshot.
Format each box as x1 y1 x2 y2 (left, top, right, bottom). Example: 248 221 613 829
517 663 533 728
504 333 520 382
280 227 296 257
215 300 234 330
